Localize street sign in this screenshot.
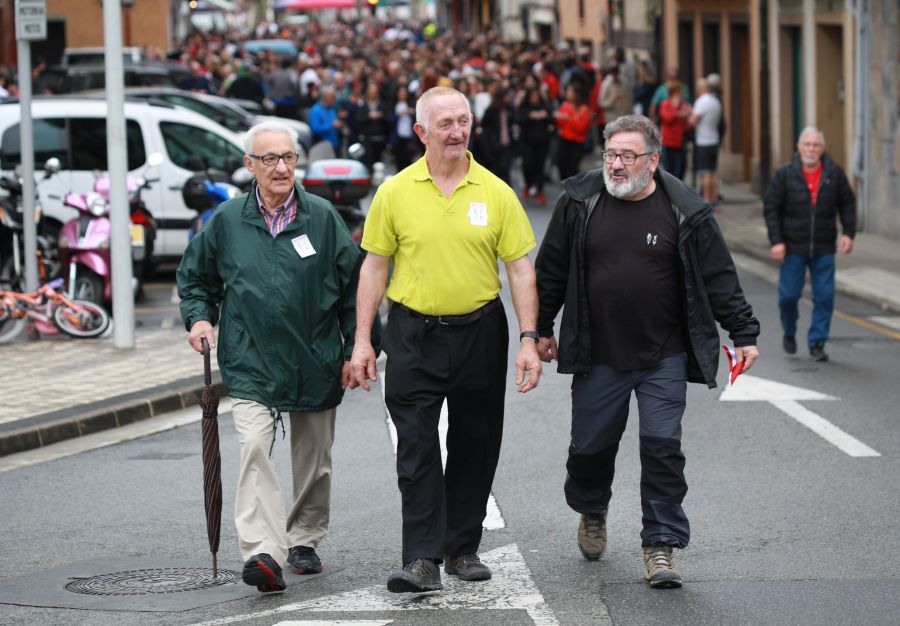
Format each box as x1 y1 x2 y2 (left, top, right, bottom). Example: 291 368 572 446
15 0 47 41
720 374 880 457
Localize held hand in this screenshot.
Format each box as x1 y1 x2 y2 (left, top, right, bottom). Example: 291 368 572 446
350 342 378 391
735 345 760 373
341 361 358 390
188 320 215 353
537 336 558 362
770 243 786 264
839 234 854 255
515 340 543 393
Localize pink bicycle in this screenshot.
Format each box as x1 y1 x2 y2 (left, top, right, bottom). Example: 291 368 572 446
0 278 110 344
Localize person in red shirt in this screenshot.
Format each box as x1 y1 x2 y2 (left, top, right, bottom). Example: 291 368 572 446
657 83 692 180
554 84 592 181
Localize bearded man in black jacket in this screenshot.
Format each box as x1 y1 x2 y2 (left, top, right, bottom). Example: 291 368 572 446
535 114 760 589
764 126 856 362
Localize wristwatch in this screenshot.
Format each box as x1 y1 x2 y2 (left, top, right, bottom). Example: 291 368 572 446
519 331 540 343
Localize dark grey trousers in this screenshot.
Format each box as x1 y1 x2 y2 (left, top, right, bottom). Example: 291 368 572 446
566 353 690 548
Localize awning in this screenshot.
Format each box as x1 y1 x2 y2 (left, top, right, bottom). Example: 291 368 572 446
274 0 358 10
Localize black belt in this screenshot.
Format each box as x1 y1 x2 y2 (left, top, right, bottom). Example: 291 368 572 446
394 299 501 326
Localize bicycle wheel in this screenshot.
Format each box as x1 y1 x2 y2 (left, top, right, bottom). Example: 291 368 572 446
53 300 110 338
0 306 25 344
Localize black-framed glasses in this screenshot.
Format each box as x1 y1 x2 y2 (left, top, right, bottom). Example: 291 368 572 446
248 152 299 167
601 150 654 165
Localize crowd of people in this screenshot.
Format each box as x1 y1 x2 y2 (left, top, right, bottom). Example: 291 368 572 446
98 19 727 204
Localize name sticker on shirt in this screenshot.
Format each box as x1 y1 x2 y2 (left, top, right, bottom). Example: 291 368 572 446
291 234 317 258
468 202 488 226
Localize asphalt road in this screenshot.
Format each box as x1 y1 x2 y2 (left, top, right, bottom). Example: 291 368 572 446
2 186 899 625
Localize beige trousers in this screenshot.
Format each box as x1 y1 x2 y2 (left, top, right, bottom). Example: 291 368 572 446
231 398 336 566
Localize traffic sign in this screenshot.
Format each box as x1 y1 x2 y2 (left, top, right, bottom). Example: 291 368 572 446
15 0 46 41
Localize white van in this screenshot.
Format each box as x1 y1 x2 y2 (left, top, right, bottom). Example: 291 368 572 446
0 97 248 260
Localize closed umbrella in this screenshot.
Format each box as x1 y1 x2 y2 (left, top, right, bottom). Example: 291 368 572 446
200 337 223 577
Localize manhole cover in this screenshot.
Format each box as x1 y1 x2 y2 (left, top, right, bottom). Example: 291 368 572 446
65 567 239 596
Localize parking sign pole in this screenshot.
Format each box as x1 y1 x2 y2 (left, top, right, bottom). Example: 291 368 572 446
14 0 45 293
103 0 135 349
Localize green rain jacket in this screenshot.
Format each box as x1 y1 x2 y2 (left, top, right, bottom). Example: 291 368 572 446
177 183 376 412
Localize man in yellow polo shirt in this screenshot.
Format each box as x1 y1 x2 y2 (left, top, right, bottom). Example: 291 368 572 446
351 86 542 593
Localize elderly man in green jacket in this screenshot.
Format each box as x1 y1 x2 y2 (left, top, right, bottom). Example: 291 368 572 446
177 121 375 593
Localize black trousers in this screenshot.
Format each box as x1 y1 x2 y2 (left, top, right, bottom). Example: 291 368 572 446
565 353 690 548
384 301 508 564
522 141 549 192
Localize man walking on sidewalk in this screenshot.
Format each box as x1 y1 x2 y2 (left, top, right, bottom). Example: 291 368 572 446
764 126 856 362
177 121 373 592
351 86 543 593
535 114 759 588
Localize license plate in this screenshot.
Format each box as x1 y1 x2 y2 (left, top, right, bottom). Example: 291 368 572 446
130 224 145 246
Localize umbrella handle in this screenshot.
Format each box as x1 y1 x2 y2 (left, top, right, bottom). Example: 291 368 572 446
201 337 211 386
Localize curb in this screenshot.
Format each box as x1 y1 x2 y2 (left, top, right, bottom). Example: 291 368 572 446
0 379 226 458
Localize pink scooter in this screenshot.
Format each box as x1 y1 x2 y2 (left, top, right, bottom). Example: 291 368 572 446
45 157 154 306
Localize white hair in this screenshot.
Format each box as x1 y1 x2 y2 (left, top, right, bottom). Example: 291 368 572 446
243 121 299 155
415 86 470 131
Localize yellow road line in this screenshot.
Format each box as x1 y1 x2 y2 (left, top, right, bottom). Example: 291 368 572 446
833 310 900 341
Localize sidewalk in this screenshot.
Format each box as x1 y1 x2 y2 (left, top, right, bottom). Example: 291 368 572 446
2 176 899 459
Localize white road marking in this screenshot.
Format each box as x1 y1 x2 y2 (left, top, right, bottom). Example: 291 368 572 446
161 317 174 329
0 398 234 474
720 375 880 457
770 400 881 458
379 369 505 529
273 619 394 626
187 544 568 626
869 316 900 332
170 286 180 304
273 622 391 626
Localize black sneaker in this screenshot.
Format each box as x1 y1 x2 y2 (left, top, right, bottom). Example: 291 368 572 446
783 334 797 354
287 545 323 574
809 342 829 362
386 558 442 593
242 553 286 592
444 553 491 581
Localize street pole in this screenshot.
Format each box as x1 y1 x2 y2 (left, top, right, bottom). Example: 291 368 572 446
103 0 135 349
14 0 46 294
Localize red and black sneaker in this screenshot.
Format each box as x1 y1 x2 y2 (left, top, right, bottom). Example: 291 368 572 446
242 553 286 592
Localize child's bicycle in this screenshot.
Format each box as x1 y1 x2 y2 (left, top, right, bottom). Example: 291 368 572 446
0 278 110 344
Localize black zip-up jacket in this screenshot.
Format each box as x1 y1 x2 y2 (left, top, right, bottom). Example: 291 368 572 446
535 168 759 388
763 153 856 257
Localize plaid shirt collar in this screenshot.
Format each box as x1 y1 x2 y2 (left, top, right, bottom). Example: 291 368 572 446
256 186 297 237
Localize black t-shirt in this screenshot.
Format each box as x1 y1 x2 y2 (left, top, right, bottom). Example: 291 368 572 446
585 185 685 370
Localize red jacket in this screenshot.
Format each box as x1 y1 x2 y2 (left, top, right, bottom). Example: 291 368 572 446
658 98 690 148
555 102 592 143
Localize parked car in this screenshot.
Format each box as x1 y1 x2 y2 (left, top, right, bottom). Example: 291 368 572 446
61 47 144 67
111 87 312 152
0 97 251 260
36 62 193 96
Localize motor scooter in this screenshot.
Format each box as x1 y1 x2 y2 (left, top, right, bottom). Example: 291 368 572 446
0 162 61 290
46 153 162 306
301 142 373 244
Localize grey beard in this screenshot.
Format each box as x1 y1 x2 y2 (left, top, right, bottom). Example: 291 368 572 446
603 163 653 199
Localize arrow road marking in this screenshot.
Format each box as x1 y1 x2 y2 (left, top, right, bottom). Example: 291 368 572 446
188 544 563 626
380 370 505 529
720 375 880 457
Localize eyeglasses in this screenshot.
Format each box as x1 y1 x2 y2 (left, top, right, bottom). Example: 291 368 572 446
601 150 654 165
249 152 299 167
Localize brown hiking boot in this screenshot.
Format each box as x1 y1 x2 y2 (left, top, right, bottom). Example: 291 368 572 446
643 543 683 588
444 553 491 581
577 510 607 560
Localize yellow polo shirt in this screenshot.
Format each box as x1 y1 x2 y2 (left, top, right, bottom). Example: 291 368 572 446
362 152 536 316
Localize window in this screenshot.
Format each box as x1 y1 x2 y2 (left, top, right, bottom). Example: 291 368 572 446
69 119 146 171
1 118 68 169
159 122 244 172
0 117 146 171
